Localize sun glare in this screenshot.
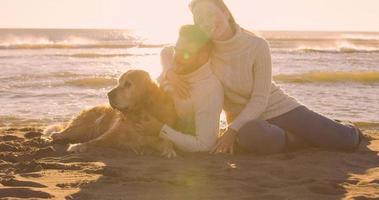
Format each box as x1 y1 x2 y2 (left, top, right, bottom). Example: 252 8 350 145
1 0 378 31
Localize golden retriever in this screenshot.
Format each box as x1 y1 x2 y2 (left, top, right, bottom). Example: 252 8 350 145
45 70 177 158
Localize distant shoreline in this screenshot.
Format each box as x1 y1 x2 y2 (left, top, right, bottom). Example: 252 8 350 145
1 27 379 34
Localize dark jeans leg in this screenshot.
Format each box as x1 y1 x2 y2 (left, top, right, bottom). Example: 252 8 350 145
237 119 287 154
268 106 360 151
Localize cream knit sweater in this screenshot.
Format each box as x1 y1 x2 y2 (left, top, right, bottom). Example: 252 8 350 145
157 56 224 152
211 25 302 131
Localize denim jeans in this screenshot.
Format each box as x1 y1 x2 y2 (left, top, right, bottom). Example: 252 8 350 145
237 106 361 154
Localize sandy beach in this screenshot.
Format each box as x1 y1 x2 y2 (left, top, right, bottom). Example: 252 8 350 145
0 124 378 200
1 28 378 200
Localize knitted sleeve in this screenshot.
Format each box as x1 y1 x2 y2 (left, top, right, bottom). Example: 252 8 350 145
159 83 224 152
229 39 272 131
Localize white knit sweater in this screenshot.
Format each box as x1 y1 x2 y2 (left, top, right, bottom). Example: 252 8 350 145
157 54 224 152
210 25 302 131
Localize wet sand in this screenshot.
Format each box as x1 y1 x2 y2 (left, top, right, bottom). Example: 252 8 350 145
0 125 378 200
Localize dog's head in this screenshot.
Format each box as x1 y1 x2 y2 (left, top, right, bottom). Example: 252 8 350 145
108 70 158 113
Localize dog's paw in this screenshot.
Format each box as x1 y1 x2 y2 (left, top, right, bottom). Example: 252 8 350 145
67 143 88 153
161 148 177 159
40 135 53 143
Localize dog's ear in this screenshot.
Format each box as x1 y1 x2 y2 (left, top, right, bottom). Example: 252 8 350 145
134 71 157 103
139 71 169 99
145 78 161 102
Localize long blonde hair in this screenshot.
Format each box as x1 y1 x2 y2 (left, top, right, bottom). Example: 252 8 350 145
189 0 237 33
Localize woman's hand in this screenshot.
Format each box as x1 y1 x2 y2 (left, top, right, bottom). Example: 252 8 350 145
210 128 238 154
166 69 191 99
135 114 164 136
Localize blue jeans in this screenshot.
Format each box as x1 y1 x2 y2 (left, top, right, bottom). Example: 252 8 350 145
237 106 361 154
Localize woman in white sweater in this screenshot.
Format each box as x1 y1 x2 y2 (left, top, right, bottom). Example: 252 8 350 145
163 0 361 154
139 25 224 152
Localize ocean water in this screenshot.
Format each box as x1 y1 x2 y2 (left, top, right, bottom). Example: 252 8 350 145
0 29 378 127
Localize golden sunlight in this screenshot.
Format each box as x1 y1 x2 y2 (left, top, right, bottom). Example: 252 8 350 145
0 0 379 199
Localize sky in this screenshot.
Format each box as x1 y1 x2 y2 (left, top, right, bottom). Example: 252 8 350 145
1 0 379 32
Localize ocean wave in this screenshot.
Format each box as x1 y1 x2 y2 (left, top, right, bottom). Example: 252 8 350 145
0 30 165 50
69 53 134 58
0 43 164 50
51 72 83 78
341 34 379 41
65 53 154 58
0 72 84 82
0 52 155 59
268 37 379 43
296 47 379 53
274 71 379 83
294 41 379 53
65 77 117 88
0 116 46 128
262 31 379 42
354 122 379 128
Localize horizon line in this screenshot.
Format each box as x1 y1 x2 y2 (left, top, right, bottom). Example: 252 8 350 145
1 26 379 33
